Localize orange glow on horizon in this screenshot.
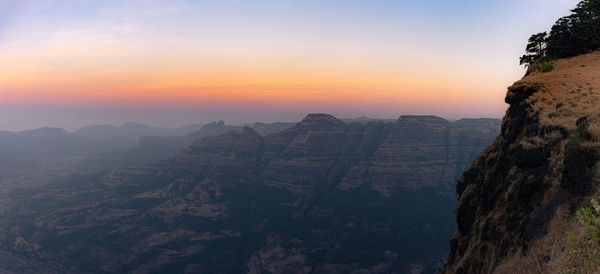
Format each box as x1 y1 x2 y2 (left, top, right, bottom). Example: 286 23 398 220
1 52 508 111
0 6 516 119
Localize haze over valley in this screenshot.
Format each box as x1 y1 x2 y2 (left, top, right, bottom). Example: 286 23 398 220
3 0 599 273
0 114 500 272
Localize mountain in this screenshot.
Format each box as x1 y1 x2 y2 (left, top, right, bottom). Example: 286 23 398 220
77 121 295 172
444 51 600 273
136 121 242 148
0 127 112 159
245 122 296 136
137 121 296 148
74 122 205 149
0 128 124 207
0 144 17 166
342 116 397 124
1 114 499 273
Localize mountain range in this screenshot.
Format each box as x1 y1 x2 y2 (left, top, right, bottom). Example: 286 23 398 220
0 114 500 273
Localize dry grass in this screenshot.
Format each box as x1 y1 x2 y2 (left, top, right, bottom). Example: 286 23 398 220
493 206 580 274
579 116 600 151
586 122 600 140
520 51 600 131
519 136 546 150
494 190 600 274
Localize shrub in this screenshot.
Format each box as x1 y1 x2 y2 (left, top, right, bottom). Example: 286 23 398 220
542 63 555 73
564 199 600 273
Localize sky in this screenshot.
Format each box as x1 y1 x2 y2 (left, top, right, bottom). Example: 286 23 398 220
0 0 580 131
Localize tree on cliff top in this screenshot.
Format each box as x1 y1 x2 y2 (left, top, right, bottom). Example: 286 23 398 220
520 32 548 66
520 0 600 66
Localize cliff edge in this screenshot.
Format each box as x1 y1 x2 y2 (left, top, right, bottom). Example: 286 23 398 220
444 51 600 273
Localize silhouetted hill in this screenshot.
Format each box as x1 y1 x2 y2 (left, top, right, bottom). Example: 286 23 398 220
0 127 111 158
243 122 296 136
74 122 205 148
77 121 295 172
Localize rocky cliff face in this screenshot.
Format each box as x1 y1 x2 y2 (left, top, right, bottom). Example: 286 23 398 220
1 114 499 273
444 51 600 273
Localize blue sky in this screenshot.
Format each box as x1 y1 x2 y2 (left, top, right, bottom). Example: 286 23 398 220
0 0 581 130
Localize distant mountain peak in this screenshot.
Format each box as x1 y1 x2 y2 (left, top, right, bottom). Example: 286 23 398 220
397 115 447 122
206 120 225 125
21 127 71 137
300 113 343 124
122 122 149 128
241 126 261 137
298 114 345 128
302 113 337 121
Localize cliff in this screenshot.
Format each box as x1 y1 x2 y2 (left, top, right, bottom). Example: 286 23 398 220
1 114 499 273
444 51 600 273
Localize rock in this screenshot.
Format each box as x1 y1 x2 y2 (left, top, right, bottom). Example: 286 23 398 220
2 113 499 273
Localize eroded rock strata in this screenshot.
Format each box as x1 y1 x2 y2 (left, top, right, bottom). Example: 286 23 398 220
2 114 499 273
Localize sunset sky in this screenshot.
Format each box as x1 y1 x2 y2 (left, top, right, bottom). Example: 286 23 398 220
0 0 579 131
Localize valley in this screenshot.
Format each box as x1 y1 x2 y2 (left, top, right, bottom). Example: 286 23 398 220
0 115 499 273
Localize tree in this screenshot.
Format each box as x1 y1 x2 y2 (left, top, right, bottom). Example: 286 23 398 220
546 17 575 58
520 0 600 66
571 0 600 53
520 32 548 66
